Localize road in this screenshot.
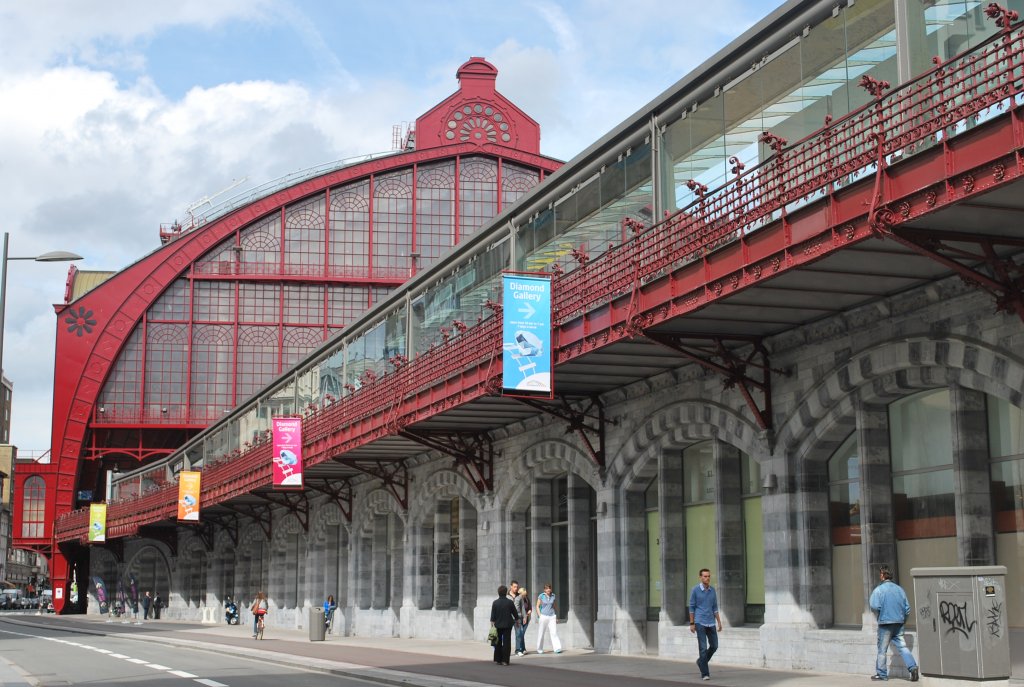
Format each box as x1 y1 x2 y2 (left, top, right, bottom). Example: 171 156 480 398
0 615 383 687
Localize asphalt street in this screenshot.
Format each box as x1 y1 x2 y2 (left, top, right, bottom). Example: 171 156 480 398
0 611 1021 687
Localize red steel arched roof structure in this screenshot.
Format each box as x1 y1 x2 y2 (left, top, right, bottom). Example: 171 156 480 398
14 57 561 611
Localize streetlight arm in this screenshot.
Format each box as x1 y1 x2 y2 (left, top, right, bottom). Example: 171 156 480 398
0 232 84 385
7 250 84 262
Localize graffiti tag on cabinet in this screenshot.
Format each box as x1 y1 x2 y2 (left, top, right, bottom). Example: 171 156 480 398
939 600 976 638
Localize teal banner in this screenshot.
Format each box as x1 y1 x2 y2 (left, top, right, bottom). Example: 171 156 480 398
502 273 552 397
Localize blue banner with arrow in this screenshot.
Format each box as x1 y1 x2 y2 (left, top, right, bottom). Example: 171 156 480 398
502 273 552 397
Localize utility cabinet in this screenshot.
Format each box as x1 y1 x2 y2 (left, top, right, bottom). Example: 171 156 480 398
910 566 1009 681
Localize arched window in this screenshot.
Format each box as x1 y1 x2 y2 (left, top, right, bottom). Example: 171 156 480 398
828 433 862 626
416 162 456 267
21 476 46 538
458 157 498 239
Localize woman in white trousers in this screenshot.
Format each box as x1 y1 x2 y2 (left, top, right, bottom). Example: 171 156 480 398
535 583 562 653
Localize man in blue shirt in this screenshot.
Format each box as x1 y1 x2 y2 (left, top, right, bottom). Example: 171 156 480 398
868 565 919 682
689 568 723 681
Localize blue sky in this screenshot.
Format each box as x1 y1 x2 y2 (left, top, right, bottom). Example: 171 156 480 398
0 0 781 452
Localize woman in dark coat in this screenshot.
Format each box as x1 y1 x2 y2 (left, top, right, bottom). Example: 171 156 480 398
489 584 519 665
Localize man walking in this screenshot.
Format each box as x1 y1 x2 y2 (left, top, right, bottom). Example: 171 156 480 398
869 565 919 682
142 591 152 620
689 568 722 681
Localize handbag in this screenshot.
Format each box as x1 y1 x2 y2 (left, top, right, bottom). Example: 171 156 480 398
487 625 498 645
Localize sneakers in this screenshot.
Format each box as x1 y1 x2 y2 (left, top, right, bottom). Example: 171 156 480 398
870 676 887 681
537 650 544 654
910 667 919 682
702 677 710 682
554 649 562 654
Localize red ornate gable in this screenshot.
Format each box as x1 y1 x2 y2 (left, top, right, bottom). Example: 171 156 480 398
415 57 541 154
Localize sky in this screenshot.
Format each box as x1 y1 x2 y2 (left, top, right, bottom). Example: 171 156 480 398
0 0 781 453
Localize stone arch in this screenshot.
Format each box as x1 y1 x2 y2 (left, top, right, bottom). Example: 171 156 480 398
606 399 763 492
351 486 406 611
406 467 483 614
599 399 762 635
777 335 1024 458
310 500 348 547
354 488 406 538
407 467 485 525
270 513 306 609
238 521 269 600
178 534 209 609
776 335 1024 628
123 543 172 617
499 438 601 511
211 528 241 603
307 500 349 617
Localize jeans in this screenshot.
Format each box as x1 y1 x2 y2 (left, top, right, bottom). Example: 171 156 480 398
515 620 529 654
876 623 917 679
696 624 719 678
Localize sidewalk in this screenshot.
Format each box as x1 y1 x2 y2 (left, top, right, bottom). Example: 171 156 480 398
7 613 906 687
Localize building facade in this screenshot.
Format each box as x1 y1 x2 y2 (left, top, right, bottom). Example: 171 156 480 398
13 57 561 609
21 0 1024 679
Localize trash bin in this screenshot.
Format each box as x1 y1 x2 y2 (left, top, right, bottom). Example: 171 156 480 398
309 607 325 641
911 566 1009 681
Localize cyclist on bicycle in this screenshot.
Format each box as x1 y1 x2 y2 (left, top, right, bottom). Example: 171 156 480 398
250 591 268 638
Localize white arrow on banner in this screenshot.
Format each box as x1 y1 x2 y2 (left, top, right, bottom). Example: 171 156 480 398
518 302 536 319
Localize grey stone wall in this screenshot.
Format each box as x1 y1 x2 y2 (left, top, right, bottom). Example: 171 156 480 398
113 277 1024 675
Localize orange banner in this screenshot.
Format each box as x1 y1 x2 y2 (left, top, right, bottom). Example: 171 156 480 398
177 471 201 522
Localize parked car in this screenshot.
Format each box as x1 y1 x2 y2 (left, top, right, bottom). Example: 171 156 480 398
1 590 23 609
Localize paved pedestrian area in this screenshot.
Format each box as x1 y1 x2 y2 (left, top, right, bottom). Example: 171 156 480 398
3 613 1021 687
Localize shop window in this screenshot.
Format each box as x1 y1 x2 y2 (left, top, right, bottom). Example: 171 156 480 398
449 497 461 608
645 478 660 620
552 475 569 620
889 389 956 539
741 454 764 624
683 442 716 585
987 395 1024 628
828 434 863 627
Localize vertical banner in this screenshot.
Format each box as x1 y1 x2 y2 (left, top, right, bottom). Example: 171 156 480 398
91 576 109 615
272 416 304 488
88 503 107 542
501 273 553 397
177 471 201 522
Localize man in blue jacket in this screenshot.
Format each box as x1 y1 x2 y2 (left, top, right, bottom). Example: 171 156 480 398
868 565 919 682
689 568 722 681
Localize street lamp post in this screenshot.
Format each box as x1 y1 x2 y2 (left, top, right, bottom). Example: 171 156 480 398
0 232 83 381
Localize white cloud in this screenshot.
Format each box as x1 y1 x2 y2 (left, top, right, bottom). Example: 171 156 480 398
0 0 775 451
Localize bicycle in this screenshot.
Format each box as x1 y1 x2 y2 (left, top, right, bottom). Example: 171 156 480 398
255 612 265 640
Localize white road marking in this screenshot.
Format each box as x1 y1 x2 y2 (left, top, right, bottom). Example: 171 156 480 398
1 625 230 686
